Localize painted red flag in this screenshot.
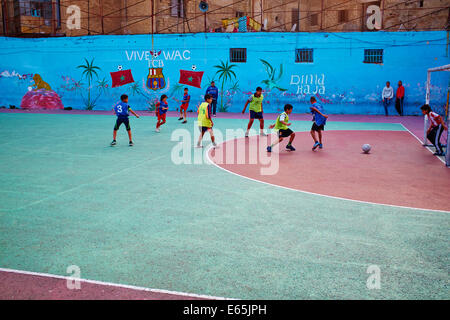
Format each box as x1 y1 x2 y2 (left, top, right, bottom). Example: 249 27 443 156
110 69 135 88
179 70 204 88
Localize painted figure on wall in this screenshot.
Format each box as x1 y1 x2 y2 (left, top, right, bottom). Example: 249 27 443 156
32 74 52 91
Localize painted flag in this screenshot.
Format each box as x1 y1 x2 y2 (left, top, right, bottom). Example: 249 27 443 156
179 70 204 89
110 69 135 88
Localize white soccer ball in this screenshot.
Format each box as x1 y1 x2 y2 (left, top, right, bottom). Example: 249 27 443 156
152 52 159 59
117 65 123 71
191 65 197 71
362 144 371 154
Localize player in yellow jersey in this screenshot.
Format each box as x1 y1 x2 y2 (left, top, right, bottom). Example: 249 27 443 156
267 104 295 152
197 94 217 148
242 87 266 137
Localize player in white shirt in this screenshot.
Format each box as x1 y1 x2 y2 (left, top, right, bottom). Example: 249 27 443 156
421 104 448 156
381 81 394 116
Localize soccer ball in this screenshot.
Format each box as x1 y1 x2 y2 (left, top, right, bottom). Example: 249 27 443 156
152 51 159 59
191 65 197 71
117 65 123 71
362 144 371 154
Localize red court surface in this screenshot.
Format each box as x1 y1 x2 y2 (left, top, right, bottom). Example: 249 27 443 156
0 270 208 300
209 130 450 212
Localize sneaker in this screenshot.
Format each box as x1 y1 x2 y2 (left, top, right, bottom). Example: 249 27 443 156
213 114 217 117
212 142 218 148
129 141 134 146
286 144 296 151
312 141 320 151
182 120 187 124
245 132 249 138
196 143 203 148
267 146 272 152
155 128 160 133
178 117 183 120
319 143 323 149
110 140 117 146
260 132 267 136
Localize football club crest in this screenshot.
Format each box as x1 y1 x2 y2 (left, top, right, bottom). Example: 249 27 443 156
147 68 165 90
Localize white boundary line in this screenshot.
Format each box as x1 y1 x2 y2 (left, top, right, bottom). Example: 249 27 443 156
398 123 446 164
0 267 236 300
205 129 450 214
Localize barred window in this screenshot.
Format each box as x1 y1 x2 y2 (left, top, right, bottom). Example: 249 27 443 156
295 49 313 63
364 49 383 64
310 13 318 26
170 0 184 18
338 10 348 23
230 48 247 63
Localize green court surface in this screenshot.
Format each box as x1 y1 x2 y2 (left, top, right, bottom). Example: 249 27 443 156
0 113 448 299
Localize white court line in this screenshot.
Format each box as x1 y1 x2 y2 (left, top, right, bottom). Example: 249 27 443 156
398 123 446 165
205 130 450 214
0 267 236 300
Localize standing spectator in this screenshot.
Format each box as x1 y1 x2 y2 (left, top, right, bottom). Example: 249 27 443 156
205 81 219 117
381 81 394 116
395 80 405 116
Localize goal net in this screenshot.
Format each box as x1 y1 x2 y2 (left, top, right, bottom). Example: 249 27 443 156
424 64 450 167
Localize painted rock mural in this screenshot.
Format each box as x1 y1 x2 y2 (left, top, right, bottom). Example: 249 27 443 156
21 89 64 109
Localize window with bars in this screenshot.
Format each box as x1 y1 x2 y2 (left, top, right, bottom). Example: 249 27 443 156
295 49 313 63
338 10 348 23
170 0 184 18
310 13 318 26
230 48 247 63
364 49 383 64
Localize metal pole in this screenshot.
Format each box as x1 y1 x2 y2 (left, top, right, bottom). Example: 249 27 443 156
51 0 56 36
1 0 8 36
100 0 104 34
204 11 206 32
88 0 90 35
260 0 263 28
320 0 324 30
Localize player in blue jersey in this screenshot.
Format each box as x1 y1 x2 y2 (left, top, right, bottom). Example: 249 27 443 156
111 94 140 146
310 96 328 151
156 94 169 132
177 88 190 124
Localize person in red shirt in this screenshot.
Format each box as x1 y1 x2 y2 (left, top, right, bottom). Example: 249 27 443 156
395 80 405 116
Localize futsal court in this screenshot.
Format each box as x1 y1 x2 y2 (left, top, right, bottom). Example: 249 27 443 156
0 109 448 300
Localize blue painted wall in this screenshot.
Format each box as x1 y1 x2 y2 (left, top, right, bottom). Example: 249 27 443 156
1 31 449 115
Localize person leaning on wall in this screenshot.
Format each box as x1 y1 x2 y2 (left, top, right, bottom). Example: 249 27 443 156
381 81 394 116
395 80 405 116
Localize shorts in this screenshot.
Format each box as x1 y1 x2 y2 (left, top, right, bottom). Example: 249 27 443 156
250 110 263 119
157 113 167 122
311 123 325 132
180 103 188 111
278 128 294 138
114 117 130 131
199 126 212 134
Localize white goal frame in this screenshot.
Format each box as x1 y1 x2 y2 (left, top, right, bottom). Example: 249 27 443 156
424 64 450 167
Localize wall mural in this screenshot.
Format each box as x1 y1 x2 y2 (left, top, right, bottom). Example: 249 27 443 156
1 32 448 115
21 73 64 110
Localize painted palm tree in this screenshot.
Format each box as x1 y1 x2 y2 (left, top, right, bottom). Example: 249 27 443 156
214 60 237 111
260 59 287 92
128 82 157 111
77 58 101 109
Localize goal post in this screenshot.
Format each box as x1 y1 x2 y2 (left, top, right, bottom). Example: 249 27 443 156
424 64 450 167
